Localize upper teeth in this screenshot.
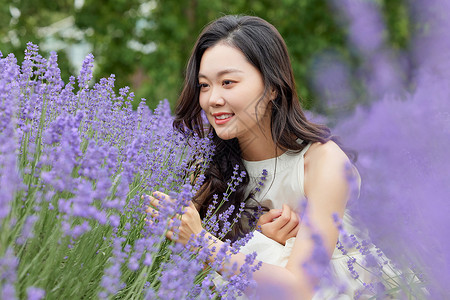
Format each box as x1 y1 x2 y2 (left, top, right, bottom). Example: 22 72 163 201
216 114 233 120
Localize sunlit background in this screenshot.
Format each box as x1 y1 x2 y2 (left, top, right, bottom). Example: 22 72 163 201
0 0 409 111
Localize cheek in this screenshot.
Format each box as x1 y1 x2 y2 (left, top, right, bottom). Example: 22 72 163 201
199 94 208 111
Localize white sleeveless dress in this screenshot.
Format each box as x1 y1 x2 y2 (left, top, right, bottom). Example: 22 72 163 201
238 143 384 299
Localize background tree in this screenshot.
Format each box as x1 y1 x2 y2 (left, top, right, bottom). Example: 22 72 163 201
0 0 76 81
1 0 410 112
135 0 352 109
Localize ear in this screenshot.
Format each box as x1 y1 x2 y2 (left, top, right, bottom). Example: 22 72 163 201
270 87 277 101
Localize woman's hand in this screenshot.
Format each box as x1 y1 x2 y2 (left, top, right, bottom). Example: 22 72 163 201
146 191 203 245
257 204 300 245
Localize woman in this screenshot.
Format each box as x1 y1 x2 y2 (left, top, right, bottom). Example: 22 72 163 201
149 15 365 299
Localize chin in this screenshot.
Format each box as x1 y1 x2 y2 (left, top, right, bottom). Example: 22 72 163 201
215 132 237 141
213 127 240 141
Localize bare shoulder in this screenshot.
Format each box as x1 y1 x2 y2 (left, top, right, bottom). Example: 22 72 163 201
304 141 351 197
305 141 349 169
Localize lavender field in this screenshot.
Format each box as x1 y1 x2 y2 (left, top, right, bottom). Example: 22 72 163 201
1 0 449 299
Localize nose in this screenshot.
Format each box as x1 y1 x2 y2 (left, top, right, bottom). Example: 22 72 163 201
208 86 225 107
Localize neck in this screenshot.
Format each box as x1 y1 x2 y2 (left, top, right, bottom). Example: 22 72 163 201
239 134 284 161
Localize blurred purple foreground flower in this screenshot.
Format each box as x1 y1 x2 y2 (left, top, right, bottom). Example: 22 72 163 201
324 0 450 298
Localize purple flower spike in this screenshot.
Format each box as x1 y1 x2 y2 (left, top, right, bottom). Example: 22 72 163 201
27 287 45 300
0 248 19 299
77 53 94 89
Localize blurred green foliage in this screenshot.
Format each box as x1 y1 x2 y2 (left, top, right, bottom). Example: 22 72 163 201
0 0 410 110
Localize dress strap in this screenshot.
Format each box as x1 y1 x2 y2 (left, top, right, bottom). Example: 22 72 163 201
299 142 312 157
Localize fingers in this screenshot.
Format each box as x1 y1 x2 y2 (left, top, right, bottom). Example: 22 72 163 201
288 222 300 238
165 207 203 245
144 191 175 216
152 191 172 202
272 204 292 227
144 194 160 211
146 191 191 208
144 193 170 224
260 204 301 244
144 191 195 222
276 205 299 234
188 201 197 210
145 206 159 218
257 209 282 226
285 210 300 238
166 229 174 240
143 192 201 246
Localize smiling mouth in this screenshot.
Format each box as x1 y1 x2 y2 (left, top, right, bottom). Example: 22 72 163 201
215 113 234 120
213 113 234 125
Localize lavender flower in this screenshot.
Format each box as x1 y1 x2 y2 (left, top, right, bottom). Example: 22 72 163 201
1 43 222 299
27 286 45 300
77 53 94 90
0 248 19 299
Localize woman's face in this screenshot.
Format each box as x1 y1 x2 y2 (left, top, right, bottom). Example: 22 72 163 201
198 43 273 142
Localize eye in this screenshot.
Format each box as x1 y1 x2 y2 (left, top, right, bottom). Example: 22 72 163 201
222 80 235 87
197 82 209 90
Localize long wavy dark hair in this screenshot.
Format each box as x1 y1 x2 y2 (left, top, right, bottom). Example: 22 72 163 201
173 15 332 241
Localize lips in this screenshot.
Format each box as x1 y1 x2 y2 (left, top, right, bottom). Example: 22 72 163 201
212 112 234 125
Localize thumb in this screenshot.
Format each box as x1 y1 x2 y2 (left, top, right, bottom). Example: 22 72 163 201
258 209 282 225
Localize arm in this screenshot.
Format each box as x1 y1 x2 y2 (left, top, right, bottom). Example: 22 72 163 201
149 141 351 299
281 141 351 296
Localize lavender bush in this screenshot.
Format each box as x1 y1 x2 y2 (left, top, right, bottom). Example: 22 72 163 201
315 0 450 298
0 44 261 299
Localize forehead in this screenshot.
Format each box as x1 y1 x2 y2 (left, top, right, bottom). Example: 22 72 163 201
199 43 259 77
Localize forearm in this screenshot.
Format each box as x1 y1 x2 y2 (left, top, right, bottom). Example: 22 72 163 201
202 231 314 300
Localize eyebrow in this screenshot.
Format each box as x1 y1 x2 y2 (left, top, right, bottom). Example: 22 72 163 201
198 68 243 79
